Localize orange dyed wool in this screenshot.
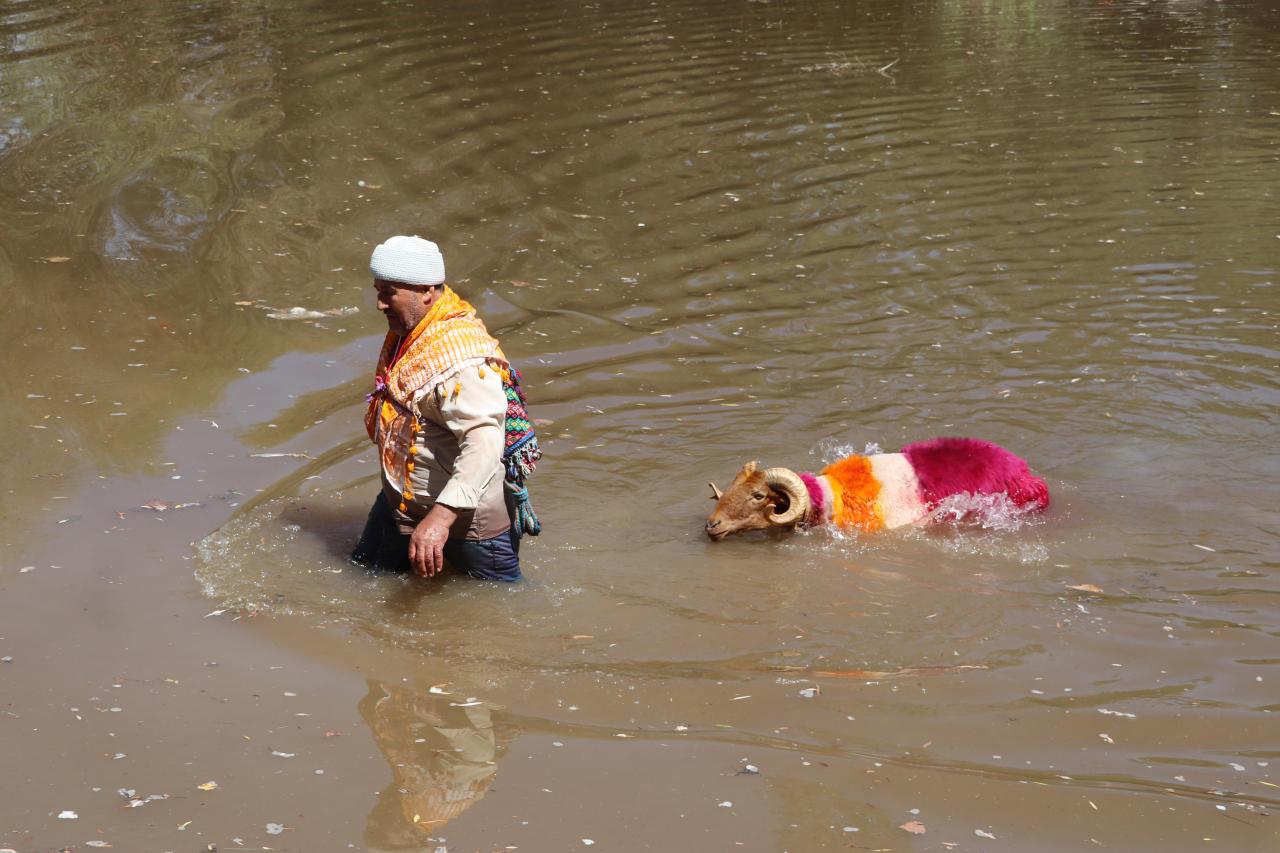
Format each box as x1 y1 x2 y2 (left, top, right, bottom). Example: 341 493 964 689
820 455 885 532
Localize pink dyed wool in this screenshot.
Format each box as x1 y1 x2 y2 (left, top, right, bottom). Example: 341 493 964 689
900 437 1050 511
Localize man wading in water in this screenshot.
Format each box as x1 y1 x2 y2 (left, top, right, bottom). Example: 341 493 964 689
352 235 541 581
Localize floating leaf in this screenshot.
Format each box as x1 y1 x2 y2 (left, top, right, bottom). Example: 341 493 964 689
1067 583 1104 594
900 820 926 835
197 781 218 791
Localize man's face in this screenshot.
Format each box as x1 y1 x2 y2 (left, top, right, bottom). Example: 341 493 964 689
374 279 439 335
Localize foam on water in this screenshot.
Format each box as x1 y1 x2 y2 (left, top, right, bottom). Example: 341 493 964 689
812 437 883 466
926 491 1045 534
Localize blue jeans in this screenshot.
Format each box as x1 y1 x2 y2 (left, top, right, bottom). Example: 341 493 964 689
352 492 522 582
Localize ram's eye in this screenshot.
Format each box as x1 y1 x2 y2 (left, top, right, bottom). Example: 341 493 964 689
750 492 766 501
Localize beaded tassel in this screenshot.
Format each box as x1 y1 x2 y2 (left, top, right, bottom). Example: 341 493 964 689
500 365 542 537
507 483 541 537
399 418 419 511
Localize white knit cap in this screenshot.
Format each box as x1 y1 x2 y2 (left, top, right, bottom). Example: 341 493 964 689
369 235 446 286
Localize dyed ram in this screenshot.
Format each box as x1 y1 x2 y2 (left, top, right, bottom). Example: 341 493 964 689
705 437 1050 541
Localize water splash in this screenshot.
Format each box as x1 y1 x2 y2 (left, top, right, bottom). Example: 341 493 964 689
926 491 1045 534
812 437 886 465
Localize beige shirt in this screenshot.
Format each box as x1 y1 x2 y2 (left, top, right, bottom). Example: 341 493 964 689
382 363 511 540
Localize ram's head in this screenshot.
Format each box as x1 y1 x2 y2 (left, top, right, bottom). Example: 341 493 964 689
705 462 811 541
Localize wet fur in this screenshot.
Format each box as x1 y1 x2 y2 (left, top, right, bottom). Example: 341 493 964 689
901 437 1049 511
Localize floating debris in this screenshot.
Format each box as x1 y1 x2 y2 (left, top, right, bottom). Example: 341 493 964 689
138 500 204 512
57 810 78 819
264 306 359 321
118 789 168 808
265 823 285 835
900 820 926 835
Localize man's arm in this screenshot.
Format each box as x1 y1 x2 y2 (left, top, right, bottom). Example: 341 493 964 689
408 365 506 577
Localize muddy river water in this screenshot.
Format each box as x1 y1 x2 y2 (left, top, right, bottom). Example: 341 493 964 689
2 0 1277 850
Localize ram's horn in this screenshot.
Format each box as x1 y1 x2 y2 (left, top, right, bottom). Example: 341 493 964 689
709 482 723 500
763 467 810 526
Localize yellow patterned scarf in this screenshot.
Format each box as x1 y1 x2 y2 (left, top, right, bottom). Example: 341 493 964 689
364 286 508 499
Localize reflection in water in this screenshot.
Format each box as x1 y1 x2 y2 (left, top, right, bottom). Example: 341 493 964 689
360 681 511 850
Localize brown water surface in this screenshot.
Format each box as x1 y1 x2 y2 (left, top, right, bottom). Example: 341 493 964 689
2 0 1278 850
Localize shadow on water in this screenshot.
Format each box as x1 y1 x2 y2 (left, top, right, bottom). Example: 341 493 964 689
277 497 370 567
265 492 487 625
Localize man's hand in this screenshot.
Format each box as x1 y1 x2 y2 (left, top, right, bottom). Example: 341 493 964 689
409 504 458 577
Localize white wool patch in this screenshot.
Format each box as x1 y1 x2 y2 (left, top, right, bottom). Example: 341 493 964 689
868 453 928 529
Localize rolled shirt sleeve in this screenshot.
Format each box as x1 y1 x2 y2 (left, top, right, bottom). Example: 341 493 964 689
434 364 506 510
388 362 511 539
